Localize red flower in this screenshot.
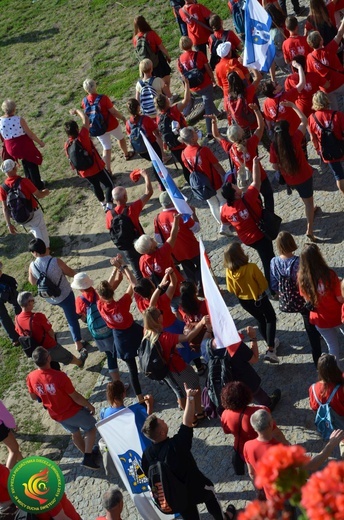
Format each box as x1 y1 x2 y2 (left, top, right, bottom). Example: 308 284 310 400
301 460 344 520
238 500 293 520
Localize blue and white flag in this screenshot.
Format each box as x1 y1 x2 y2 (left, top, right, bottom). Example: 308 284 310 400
243 0 275 73
141 132 193 222
97 406 177 520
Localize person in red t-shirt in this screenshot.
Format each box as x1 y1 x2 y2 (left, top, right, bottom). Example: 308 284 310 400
225 69 261 131
154 191 201 287
309 354 344 424
283 16 312 64
298 243 344 360
36 494 81 520
96 487 124 520
106 169 153 280
306 20 344 111
221 381 286 461
221 156 275 291
179 127 231 236
143 306 207 416
0 159 50 247
26 346 99 470
64 108 114 212
16 291 87 369
208 14 243 70
270 101 317 240
177 36 225 138
179 0 213 54
97 261 144 403
82 79 133 172
308 91 344 195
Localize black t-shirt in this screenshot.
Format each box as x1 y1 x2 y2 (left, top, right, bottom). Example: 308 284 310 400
0 273 18 304
142 423 212 503
229 341 261 393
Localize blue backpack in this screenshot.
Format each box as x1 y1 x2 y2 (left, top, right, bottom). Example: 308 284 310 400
83 95 107 137
80 295 112 340
312 384 341 440
128 116 147 154
187 148 216 201
228 0 245 40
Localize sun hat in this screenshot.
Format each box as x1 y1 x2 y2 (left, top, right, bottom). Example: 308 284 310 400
71 272 94 290
216 41 232 58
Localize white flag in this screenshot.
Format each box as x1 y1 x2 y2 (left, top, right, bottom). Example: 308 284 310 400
199 238 241 350
141 132 193 221
243 0 276 72
97 407 176 520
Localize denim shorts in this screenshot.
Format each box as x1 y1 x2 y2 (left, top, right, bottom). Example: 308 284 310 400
59 408 96 434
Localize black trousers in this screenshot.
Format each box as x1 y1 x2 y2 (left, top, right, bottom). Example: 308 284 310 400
22 160 44 190
180 487 223 520
86 169 113 203
249 237 275 291
239 296 276 348
125 358 142 396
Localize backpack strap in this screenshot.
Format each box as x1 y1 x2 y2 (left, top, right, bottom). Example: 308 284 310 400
80 295 91 308
181 7 212 31
15 314 45 344
185 146 201 172
311 54 344 74
312 383 340 406
34 257 62 289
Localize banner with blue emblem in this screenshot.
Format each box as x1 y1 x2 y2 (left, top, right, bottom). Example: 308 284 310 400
243 0 276 72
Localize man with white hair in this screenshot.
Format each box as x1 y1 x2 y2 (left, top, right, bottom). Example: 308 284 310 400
106 169 153 280
81 78 134 173
0 159 50 247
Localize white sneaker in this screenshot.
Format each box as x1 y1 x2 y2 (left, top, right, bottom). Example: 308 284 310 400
264 349 279 363
219 224 233 237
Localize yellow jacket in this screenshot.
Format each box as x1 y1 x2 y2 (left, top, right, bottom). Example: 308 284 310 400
225 263 268 300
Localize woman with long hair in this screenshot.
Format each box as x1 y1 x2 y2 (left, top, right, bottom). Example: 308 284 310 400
133 16 173 97
226 70 262 135
305 0 337 46
309 354 344 437
298 244 344 360
224 242 279 363
270 100 317 240
142 306 207 423
270 231 322 366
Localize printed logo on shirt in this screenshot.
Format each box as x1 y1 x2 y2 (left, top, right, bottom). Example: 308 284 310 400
304 82 312 92
317 281 325 295
239 209 249 220
113 313 124 323
8 456 65 513
45 384 56 395
35 384 45 395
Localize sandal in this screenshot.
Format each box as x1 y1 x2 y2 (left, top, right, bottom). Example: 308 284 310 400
306 233 318 243
125 151 135 161
224 504 237 520
192 412 206 427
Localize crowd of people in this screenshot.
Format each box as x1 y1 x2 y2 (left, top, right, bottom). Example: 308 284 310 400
1 0 344 518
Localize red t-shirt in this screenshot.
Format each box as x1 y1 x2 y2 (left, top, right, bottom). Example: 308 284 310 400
154 209 199 262
182 145 223 190
81 93 119 132
215 58 248 104
243 438 280 500
306 40 344 92
159 331 186 372
139 242 184 295
220 185 264 245
285 71 327 118
227 84 258 130
178 299 208 326
126 115 157 143
179 3 212 45
133 30 162 54
221 405 271 455
269 130 313 186
177 50 211 92
300 270 342 328
0 175 38 208
208 29 241 54
26 369 81 422
75 287 98 315
15 311 57 349
134 292 176 328
156 105 187 151
0 464 10 502
263 89 299 134
97 293 134 330
282 35 311 64
229 135 267 182
65 126 105 177
309 381 344 416
105 199 144 232
308 109 344 162
37 494 81 520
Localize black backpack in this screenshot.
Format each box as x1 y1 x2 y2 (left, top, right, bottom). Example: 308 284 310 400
178 52 204 88
145 444 189 514
14 511 39 520
128 117 147 154
277 257 305 313
138 336 171 381
109 207 141 251
34 258 62 299
158 109 181 150
15 315 45 358
187 148 217 201
2 178 35 224
312 112 344 162
135 34 159 68
82 95 107 137
206 340 232 410
209 31 230 70
66 138 94 171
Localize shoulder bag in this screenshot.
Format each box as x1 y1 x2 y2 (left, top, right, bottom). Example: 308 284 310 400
242 195 282 241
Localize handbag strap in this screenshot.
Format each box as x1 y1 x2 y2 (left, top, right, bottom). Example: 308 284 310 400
241 194 262 226
234 407 246 451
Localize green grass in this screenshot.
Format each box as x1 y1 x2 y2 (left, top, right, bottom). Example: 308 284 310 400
0 338 22 398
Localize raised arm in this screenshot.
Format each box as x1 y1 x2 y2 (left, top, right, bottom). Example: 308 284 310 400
139 169 153 207
176 77 191 112
69 108 90 130
166 213 181 249
281 100 307 134
250 103 265 142
251 155 262 193
183 383 199 427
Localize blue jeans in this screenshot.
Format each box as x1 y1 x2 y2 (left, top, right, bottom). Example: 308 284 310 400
328 161 344 181
197 83 220 134
315 325 344 360
56 291 81 343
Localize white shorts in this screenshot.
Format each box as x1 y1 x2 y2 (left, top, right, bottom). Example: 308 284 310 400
97 126 124 150
25 207 50 248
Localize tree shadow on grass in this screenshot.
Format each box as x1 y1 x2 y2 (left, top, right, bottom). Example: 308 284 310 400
0 27 60 47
